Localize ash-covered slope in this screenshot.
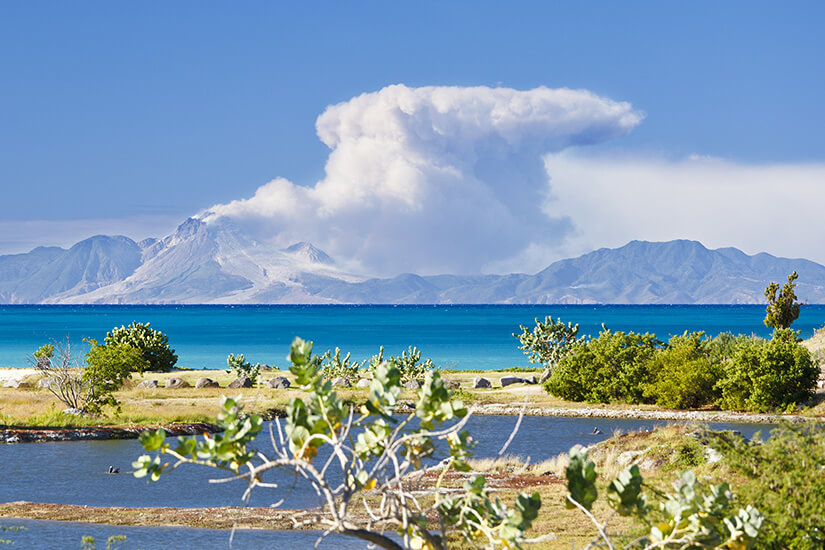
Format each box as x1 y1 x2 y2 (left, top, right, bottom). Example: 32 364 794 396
4 224 825 304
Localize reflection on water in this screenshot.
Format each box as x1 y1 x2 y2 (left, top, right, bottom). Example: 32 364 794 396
0 416 774 509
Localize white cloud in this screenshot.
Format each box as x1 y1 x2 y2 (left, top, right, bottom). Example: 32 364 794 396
540 153 825 265
203 84 642 275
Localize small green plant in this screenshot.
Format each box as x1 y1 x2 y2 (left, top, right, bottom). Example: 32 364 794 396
320 347 365 379
226 353 261 384
104 321 177 372
0 525 26 545
515 316 583 370
81 535 126 550
390 345 437 381
566 446 763 548
764 271 801 329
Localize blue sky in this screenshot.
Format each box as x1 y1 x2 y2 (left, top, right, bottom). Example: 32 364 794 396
1 2 824 271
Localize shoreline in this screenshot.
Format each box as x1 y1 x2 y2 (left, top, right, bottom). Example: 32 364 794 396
0 404 810 444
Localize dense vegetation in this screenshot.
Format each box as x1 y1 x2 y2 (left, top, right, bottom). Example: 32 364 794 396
543 327 817 412
104 321 177 372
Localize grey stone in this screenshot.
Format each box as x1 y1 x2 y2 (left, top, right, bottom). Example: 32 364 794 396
63 408 83 416
355 378 371 388
3 379 27 389
500 375 526 387
445 379 460 389
473 376 491 389
165 377 189 389
195 377 219 388
38 378 56 389
228 376 253 388
267 376 290 389
404 379 422 390
539 369 552 384
332 377 351 388
137 379 159 389
524 375 537 385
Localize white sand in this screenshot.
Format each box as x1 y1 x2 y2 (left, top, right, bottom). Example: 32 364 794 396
0 368 37 385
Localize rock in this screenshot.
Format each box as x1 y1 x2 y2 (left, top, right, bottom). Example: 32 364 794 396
228 376 253 388
473 376 491 389
616 449 646 466
165 377 189 389
63 408 83 416
500 375 526 387
332 377 351 388
404 379 422 390
137 379 159 389
38 378 56 389
3 379 26 389
195 377 219 388
355 378 371 388
445 379 460 389
705 447 723 464
539 369 552 384
266 376 290 389
524 375 537 384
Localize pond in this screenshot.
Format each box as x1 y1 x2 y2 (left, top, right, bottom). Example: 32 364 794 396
0 416 773 509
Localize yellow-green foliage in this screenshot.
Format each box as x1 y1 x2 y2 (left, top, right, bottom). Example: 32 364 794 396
644 332 722 409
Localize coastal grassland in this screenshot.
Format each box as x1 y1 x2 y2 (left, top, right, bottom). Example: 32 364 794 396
1 366 821 428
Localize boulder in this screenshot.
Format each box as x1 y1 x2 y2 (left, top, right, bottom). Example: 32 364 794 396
38 378 56 389
524 375 537 385
63 408 83 416
403 379 423 390
500 375 526 387
445 379 460 389
3 379 27 389
266 376 290 389
355 378 371 388
195 377 219 388
165 377 189 389
228 376 253 388
137 379 159 389
473 376 491 389
332 377 351 388
539 369 552 384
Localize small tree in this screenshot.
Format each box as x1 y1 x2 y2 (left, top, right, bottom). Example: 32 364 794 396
226 353 261 384
390 345 437 381
134 337 545 549
515 317 583 370
32 338 143 415
104 321 177 372
320 347 366 379
764 271 801 329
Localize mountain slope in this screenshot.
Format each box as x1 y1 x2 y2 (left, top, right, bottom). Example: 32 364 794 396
4 222 825 304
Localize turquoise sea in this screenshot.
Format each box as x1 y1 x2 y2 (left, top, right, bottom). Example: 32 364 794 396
2 305 824 370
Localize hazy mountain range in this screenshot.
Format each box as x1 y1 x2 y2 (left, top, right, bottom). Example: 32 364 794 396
2 217 824 304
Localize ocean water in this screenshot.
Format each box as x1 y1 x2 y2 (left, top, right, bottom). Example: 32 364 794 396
1 304 824 370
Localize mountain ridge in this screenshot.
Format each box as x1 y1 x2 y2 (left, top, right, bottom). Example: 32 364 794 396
2 220 824 304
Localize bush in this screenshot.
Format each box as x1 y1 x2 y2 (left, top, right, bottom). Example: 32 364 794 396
708 423 825 549
545 328 660 403
390 345 437 381
320 347 365 379
717 329 818 412
104 321 177 372
764 271 801 329
226 353 261 384
644 331 722 409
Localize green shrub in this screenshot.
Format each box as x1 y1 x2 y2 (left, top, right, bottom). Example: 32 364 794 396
104 321 177 372
226 353 261 384
708 423 825 549
84 339 145 414
320 347 365 379
545 328 660 403
717 329 817 412
390 345 437 381
644 331 722 409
